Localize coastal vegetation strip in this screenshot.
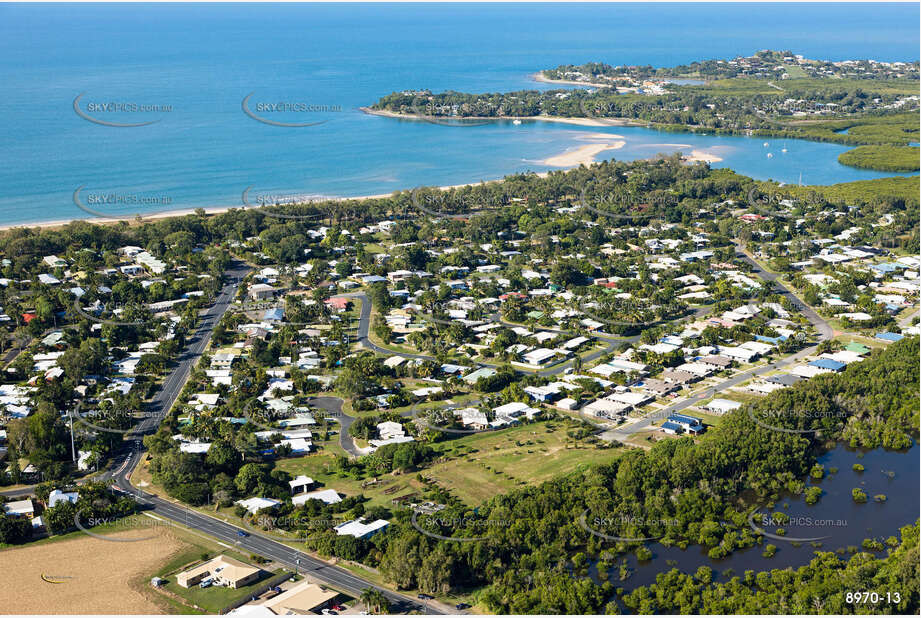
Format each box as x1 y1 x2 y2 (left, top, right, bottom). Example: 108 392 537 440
838 145 920 172
368 50 919 172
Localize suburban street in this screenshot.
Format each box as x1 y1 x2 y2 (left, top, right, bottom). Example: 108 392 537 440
0 246 884 610
305 395 364 458
350 291 713 379
601 245 835 442
134 260 253 435
96 270 443 615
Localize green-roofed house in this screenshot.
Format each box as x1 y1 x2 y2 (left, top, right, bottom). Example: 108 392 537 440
845 342 871 355
526 310 545 320
463 367 497 385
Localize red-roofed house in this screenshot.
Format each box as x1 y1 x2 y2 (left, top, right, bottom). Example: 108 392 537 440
325 297 351 312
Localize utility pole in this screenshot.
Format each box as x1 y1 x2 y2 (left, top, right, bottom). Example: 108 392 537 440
68 410 76 462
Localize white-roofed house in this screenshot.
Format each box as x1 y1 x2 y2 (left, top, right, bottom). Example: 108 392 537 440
292 489 342 506
48 489 79 508
235 497 281 514
289 475 314 494
702 399 742 415
456 407 488 429
334 518 390 539
583 398 630 419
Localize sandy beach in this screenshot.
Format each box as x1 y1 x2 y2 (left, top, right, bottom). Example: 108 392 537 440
0 124 710 233
543 141 626 167
530 72 619 90
0 182 505 233
685 149 724 163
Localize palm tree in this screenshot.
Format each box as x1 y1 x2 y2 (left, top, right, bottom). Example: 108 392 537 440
360 588 390 614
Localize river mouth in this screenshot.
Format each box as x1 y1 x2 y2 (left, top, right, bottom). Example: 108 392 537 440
587 441 918 593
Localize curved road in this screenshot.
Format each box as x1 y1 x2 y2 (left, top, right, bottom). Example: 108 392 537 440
305 395 364 458
349 291 711 379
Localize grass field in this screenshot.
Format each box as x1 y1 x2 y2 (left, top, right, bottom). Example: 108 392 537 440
0 525 187 614
276 418 624 507
423 418 622 505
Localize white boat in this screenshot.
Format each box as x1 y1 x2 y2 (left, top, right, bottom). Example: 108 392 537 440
781 148 788 153
512 119 522 125
763 142 769 147
767 153 773 158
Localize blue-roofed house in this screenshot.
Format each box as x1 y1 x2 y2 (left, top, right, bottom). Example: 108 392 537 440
661 421 683 434
662 413 704 435
809 358 846 372
870 263 907 275
875 332 904 343
263 308 284 322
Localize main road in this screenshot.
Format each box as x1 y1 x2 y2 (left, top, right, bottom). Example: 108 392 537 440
97 268 442 615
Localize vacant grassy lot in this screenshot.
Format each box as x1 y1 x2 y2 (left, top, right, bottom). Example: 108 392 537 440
275 453 423 510
278 418 623 507
0 524 186 614
423 419 622 505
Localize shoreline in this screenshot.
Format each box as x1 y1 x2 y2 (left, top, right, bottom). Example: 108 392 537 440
685 149 724 163
0 116 712 232
530 71 619 90
543 140 626 167
360 106 637 127
0 182 534 233
0 147 720 233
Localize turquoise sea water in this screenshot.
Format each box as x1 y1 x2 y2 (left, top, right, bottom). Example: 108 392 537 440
0 3 918 225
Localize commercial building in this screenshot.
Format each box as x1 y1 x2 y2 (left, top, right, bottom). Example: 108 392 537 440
176 555 262 589
259 581 341 615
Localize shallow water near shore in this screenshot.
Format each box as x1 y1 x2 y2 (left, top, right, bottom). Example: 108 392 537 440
0 3 918 226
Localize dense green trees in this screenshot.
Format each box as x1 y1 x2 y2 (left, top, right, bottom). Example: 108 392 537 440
304 338 918 612
838 145 920 172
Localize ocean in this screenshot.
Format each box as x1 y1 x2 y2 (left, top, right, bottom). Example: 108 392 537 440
0 2 918 226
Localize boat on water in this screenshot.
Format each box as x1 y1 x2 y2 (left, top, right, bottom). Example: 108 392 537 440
512 119 522 125
767 153 773 158
781 148 788 153
763 142 769 147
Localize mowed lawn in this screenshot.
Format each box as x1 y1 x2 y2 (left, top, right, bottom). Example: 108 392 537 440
275 454 425 510
276 419 621 507
425 419 622 505
157 549 281 614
